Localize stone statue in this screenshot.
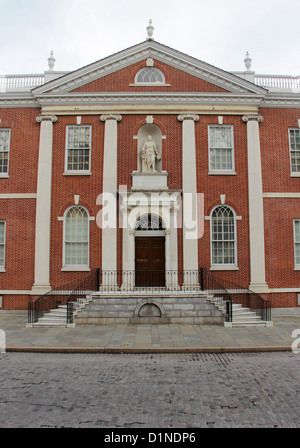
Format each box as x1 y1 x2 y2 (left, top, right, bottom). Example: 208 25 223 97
141 135 161 173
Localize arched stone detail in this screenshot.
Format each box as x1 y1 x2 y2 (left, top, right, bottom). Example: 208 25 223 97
133 299 166 318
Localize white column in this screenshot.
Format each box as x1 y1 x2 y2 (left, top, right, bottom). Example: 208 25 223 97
165 206 179 290
121 206 135 291
32 114 57 294
243 115 268 292
178 114 199 286
100 114 122 288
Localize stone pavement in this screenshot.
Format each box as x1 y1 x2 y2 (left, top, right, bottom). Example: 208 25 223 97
0 311 299 353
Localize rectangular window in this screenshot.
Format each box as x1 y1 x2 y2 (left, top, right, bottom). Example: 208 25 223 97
66 126 91 173
289 129 300 173
0 129 11 175
294 220 300 267
0 221 6 270
208 125 234 173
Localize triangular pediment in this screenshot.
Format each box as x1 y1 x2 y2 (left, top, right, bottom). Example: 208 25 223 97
33 40 266 97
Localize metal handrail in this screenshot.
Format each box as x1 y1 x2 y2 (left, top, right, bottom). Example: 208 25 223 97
28 268 271 325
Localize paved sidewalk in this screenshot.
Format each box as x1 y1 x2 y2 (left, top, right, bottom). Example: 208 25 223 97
0 311 299 353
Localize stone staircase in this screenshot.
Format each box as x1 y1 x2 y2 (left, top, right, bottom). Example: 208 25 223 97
73 292 224 325
27 293 272 327
27 297 93 327
207 297 273 327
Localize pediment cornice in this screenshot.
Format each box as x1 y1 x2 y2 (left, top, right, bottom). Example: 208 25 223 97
32 40 267 97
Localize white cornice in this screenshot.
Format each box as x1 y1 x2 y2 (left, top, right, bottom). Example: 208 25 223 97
32 40 267 97
37 92 263 107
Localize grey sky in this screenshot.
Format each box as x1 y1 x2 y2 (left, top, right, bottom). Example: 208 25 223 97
1 0 299 76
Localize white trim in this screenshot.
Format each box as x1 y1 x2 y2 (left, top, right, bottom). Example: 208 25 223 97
0 193 37 199
210 266 239 271
130 83 171 87
63 205 90 269
65 125 92 174
0 220 5 270
263 192 300 198
268 288 300 293
0 128 11 176
0 290 32 295
32 41 266 96
294 219 300 268
289 128 300 175
61 267 91 272
208 125 235 174
208 171 237 176
210 204 238 268
63 171 91 176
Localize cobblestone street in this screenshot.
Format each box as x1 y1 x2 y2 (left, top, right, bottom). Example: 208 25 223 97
0 351 299 428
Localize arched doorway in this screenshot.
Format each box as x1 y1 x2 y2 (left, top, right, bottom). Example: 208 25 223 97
135 214 165 287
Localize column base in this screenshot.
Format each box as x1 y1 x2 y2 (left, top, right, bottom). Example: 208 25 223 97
31 284 51 295
248 282 269 294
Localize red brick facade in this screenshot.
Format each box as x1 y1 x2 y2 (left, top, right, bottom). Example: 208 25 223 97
0 40 299 311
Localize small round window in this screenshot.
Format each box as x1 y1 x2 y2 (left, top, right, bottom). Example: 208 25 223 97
135 68 165 84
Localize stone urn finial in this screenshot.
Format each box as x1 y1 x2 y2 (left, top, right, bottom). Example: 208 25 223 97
48 51 56 71
147 20 154 40
244 51 252 71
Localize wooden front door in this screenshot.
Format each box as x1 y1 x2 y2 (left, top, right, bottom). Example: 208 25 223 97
135 236 165 287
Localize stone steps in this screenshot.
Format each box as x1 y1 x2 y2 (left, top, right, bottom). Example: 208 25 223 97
28 299 92 327
74 293 224 325
207 297 272 327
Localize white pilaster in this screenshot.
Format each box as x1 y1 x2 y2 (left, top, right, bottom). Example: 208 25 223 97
178 114 199 279
165 206 179 289
100 114 122 279
32 115 57 294
243 114 268 292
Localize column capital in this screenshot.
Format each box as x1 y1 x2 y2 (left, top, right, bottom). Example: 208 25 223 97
100 114 122 122
178 113 199 122
242 114 263 123
36 114 57 123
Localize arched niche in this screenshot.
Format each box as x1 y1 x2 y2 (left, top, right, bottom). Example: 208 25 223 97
137 124 162 173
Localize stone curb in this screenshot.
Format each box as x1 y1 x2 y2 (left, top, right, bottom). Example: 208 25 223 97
5 345 292 354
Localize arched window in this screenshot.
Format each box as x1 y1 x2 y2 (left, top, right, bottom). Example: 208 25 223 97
64 206 89 267
135 214 165 231
135 68 165 84
211 206 236 266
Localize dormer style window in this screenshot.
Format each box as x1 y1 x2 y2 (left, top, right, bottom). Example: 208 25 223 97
135 67 165 84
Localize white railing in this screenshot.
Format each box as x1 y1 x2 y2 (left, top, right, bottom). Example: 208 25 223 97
1 72 299 92
255 74 300 91
0 74 45 91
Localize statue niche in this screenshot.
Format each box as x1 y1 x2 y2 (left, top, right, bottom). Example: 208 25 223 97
132 122 168 190
141 135 161 173
137 123 162 174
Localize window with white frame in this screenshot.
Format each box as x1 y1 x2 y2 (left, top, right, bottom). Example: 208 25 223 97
0 129 11 175
208 125 234 172
64 206 89 268
0 221 6 269
66 126 91 172
289 129 300 173
135 67 165 84
294 220 300 267
211 206 236 266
